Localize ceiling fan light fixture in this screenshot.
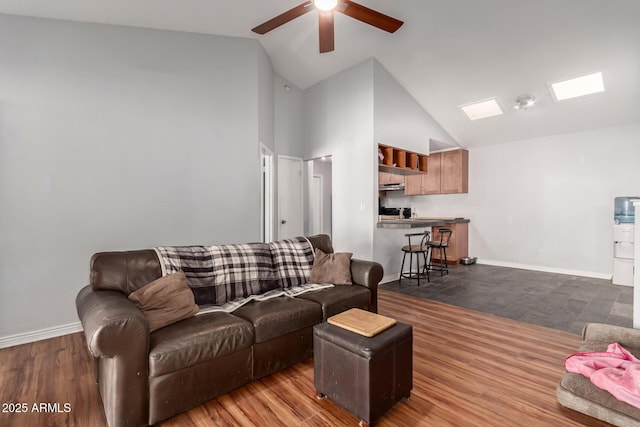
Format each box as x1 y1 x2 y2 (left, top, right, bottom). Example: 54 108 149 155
252 0 403 52
314 0 338 11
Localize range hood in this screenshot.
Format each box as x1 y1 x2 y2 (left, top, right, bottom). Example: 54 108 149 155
379 183 405 191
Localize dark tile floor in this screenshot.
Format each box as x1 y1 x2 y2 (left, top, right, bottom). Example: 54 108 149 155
381 263 633 335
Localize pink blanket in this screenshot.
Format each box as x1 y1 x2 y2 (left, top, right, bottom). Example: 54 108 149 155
565 342 640 409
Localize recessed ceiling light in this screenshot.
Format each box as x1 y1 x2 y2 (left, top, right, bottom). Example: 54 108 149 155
459 98 503 121
549 72 605 102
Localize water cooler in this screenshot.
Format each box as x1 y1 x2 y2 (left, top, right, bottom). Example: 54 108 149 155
613 197 638 286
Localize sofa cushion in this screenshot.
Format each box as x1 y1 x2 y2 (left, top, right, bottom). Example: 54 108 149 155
558 339 640 422
309 249 352 285
558 372 640 422
148 312 254 377
233 297 322 343
90 249 162 294
128 272 199 332
297 286 371 320
270 237 315 288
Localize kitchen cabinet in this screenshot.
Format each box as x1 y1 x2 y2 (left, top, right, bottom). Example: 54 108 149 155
379 171 404 185
404 174 423 195
441 149 469 194
404 149 468 195
405 153 441 195
379 171 406 197
430 222 468 264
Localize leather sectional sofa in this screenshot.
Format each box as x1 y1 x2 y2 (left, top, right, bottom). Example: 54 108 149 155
76 234 383 427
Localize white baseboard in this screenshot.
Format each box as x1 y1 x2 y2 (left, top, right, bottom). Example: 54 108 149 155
378 261 612 285
0 322 83 349
379 273 400 285
477 259 612 281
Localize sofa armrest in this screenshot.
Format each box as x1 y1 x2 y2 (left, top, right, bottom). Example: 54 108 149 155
77 285 150 357
350 258 383 313
582 323 640 349
76 285 149 427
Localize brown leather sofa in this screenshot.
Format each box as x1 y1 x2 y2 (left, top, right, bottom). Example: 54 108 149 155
76 235 383 427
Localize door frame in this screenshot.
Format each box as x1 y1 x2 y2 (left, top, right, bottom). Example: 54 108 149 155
260 144 274 243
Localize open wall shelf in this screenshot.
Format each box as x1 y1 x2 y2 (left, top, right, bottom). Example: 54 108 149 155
378 144 428 175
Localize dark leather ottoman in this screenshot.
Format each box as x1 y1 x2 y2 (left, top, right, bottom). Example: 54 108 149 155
313 321 413 426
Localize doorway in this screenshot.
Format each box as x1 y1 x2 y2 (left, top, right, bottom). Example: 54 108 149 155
277 155 304 239
305 156 332 238
310 175 324 235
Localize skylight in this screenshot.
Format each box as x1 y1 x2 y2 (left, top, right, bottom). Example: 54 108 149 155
459 98 503 121
549 72 605 102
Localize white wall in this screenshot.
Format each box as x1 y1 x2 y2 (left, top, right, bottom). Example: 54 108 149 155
373 61 456 153
258 46 275 152
274 74 304 158
385 122 640 278
372 61 457 279
302 59 453 265
0 14 272 343
303 59 375 257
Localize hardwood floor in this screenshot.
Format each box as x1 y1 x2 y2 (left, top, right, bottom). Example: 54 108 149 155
0 289 612 426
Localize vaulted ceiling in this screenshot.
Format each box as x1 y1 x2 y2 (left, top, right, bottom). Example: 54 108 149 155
2 0 639 147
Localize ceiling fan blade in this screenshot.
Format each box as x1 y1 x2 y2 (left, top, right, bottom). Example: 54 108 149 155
318 11 335 53
338 0 403 33
252 1 314 35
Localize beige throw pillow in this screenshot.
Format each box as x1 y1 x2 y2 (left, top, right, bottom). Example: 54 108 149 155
309 248 353 285
128 271 199 332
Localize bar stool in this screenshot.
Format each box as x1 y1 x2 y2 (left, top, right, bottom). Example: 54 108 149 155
399 231 430 285
427 228 452 276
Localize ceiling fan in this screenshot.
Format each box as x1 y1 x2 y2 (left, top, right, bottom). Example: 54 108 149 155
251 0 403 53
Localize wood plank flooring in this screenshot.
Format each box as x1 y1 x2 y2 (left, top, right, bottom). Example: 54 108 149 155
0 289 613 426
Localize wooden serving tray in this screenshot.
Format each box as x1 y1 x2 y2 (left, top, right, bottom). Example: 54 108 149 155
328 308 397 337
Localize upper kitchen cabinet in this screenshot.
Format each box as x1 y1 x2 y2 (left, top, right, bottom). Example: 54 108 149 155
379 171 405 185
440 149 469 194
405 149 468 195
405 153 441 195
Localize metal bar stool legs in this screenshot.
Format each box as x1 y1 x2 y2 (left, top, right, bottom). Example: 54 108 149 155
430 245 449 275
427 228 452 276
399 231 430 285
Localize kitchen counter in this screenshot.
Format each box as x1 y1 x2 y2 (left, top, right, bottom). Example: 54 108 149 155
377 217 470 229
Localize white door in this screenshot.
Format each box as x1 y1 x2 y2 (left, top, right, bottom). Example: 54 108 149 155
278 155 303 239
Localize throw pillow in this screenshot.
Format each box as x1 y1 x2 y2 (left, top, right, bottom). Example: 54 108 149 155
309 248 353 285
128 271 199 332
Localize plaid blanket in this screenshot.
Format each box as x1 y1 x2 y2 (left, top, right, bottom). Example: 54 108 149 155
196 282 334 314
269 236 315 288
154 243 278 306
154 237 318 309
